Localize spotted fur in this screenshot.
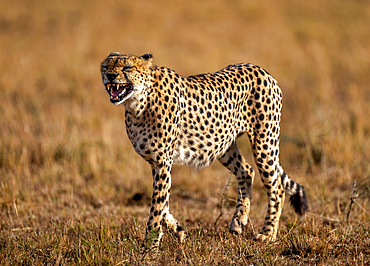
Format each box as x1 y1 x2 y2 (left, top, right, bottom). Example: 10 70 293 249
100 52 308 250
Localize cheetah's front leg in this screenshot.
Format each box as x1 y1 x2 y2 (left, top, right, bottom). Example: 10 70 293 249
141 162 185 252
141 163 170 251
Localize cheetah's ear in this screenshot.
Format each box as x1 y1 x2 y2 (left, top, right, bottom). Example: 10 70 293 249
109 52 120 56
140 53 153 68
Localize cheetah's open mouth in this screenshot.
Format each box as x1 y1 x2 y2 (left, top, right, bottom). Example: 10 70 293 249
106 83 133 104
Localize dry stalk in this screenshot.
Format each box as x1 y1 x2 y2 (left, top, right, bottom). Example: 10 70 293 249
214 174 233 226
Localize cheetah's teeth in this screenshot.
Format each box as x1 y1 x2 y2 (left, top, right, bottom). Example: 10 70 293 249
106 83 134 103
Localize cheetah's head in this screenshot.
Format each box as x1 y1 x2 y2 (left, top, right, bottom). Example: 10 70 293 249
100 52 153 105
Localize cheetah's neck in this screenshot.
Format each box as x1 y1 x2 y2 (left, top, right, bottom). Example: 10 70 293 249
122 78 153 118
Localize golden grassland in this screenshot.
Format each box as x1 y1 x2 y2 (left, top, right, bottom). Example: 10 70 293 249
1 0 370 264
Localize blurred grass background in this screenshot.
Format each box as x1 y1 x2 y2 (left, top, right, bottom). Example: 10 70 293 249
0 0 370 263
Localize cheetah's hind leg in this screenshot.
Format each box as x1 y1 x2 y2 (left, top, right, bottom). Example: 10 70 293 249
218 144 255 235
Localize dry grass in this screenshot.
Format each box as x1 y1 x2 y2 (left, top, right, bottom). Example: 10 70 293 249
1 0 370 264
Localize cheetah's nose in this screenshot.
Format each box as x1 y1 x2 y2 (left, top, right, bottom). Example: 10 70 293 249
106 73 118 82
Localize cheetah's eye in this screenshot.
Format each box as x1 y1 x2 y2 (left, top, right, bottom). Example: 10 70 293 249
123 66 134 72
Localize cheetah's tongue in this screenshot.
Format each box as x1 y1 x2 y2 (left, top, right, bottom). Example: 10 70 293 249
110 84 125 97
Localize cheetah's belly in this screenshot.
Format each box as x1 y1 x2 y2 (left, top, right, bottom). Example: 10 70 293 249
173 144 210 168
173 135 236 168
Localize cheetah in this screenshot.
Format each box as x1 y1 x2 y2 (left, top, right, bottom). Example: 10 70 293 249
100 52 308 251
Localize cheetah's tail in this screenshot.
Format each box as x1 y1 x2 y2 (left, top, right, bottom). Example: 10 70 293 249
279 168 309 215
